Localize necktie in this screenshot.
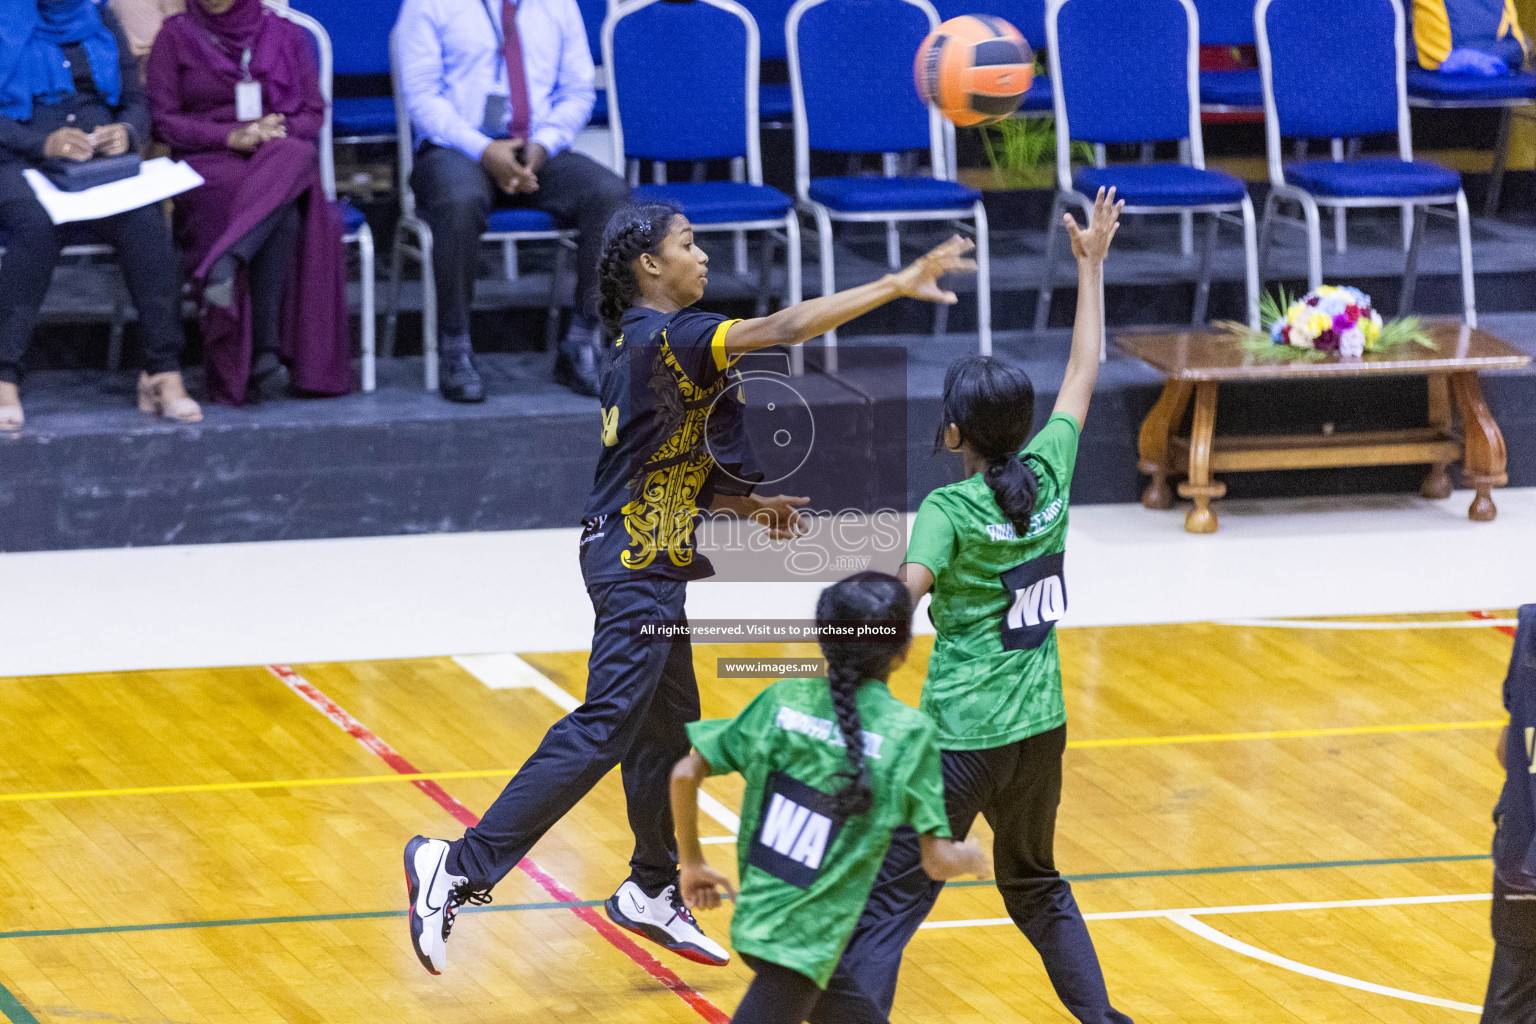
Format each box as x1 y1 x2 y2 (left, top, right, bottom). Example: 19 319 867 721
501 0 532 141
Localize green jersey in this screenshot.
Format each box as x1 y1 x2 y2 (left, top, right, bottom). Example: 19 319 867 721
687 677 950 987
904 412 1080 750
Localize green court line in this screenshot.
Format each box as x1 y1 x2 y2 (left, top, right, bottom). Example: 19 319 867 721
947 852 1491 888
0 981 40 1024
0 853 1488 947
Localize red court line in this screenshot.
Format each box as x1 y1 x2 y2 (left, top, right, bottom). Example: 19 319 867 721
1469 610 1519 638
267 664 729 1024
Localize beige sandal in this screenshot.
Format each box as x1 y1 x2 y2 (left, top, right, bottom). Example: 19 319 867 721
0 380 22 433
138 371 203 423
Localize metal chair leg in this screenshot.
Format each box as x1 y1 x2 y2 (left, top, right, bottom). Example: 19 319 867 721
1400 204 1426 316
418 224 438 393
1298 193 1323 291
1192 212 1219 326
1034 192 1067 332
1486 106 1513 217
1258 191 1279 281
785 213 805 377
1456 189 1477 327
812 204 838 371
973 200 991 356
1240 195 1261 331
357 225 376 393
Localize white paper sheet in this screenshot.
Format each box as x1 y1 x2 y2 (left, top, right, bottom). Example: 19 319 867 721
23 157 205 225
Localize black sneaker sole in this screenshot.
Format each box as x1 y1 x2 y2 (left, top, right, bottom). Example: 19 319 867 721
603 895 730 966
404 836 442 975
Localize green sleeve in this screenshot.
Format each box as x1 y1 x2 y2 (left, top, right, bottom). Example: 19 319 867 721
1022 412 1082 491
903 494 958 578
686 685 776 776
901 725 952 838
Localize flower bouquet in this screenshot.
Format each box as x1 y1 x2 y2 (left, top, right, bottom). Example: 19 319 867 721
1217 285 1433 360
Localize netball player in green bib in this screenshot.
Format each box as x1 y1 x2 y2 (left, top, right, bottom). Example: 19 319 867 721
671 572 991 1024
825 187 1135 1023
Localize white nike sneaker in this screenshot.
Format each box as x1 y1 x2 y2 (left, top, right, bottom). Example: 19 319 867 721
404 835 491 974
604 879 731 966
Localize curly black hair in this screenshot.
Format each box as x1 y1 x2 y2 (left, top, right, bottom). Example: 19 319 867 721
597 202 682 341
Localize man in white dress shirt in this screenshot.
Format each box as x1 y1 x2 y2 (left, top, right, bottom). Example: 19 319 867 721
397 0 629 401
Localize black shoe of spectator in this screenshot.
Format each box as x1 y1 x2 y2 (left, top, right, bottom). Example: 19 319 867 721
440 353 486 404
554 333 600 398
247 354 290 404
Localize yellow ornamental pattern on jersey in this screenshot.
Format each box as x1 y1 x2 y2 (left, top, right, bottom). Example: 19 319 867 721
618 333 726 572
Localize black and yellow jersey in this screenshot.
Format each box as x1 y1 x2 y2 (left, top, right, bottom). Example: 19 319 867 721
579 306 761 584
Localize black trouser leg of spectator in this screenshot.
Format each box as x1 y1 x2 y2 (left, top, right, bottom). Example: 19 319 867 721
619 614 701 891
411 144 493 341
987 726 1133 1024
245 202 301 362
94 203 186 375
526 150 630 321
448 577 695 890
1482 874 1536 1024
0 191 62 385
735 957 888 1024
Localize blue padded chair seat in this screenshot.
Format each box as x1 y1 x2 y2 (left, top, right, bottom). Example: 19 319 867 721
1285 158 1461 198
1073 164 1248 207
590 89 608 127
760 83 794 121
338 200 367 235
1407 68 1536 102
633 182 792 223
1020 74 1052 112
808 176 981 212
333 96 398 136
486 208 563 233
1199 69 1262 109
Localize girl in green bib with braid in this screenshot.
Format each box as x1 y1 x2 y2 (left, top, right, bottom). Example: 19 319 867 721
671 572 990 1024
825 187 1136 1024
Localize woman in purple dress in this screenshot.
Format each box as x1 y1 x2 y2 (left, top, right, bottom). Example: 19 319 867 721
146 0 352 405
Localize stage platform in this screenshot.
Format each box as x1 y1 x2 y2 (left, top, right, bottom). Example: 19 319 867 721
3 314 1534 553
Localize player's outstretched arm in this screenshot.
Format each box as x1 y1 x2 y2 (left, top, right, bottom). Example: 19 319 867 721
671 751 737 910
722 236 978 356
919 833 992 881
1052 187 1123 429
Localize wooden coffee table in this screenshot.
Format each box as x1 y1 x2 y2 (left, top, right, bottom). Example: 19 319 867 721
1117 323 1530 534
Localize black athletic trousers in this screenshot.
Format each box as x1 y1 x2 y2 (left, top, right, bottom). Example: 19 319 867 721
410 144 630 339
731 956 888 1024
448 575 699 893
827 725 1134 1024
1482 873 1536 1024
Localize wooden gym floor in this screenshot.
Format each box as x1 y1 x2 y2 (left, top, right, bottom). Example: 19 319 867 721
0 610 1519 1024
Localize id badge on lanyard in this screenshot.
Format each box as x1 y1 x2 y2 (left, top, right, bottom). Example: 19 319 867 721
235 48 262 122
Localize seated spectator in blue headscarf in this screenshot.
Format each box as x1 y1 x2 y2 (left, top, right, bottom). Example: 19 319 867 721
0 0 201 431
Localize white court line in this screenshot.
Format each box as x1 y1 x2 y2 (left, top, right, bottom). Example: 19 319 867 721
1167 913 1483 1014
453 653 741 836
920 893 1490 1015
1216 618 1518 630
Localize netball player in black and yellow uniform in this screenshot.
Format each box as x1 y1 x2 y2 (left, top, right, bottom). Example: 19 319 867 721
405 202 977 975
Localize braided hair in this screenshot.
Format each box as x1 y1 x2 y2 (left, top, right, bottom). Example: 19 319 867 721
814 571 914 818
597 202 682 342
936 355 1039 538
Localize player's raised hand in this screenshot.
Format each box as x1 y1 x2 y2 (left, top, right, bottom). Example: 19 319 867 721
1064 187 1122 265
679 858 736 911
891 234 978 305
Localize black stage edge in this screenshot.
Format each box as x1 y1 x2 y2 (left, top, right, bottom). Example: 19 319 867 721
2 316 1534 553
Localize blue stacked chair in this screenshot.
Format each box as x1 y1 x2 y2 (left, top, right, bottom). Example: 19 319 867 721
578 0 612 126
1194 0 1263 113
1037 0 1260 332
604 0 801 322
934 0 1052 114
739 0 800 124
267 1 378 390
788 0 991 360
1256 0 1477 323
289 0 400 144
384 29 578 392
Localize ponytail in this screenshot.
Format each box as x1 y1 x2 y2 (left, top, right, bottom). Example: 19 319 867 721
597 202 681 342
815 571 913 817
936 355 1039 537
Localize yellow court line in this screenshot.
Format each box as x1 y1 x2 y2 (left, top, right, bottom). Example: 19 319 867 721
1067 720 1505 749
0 720 1505 805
